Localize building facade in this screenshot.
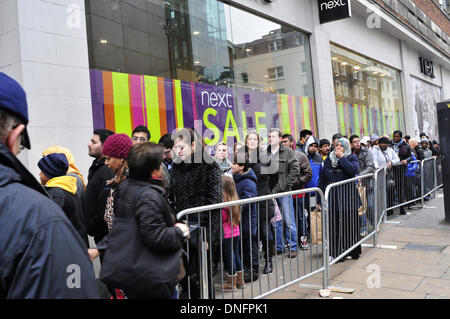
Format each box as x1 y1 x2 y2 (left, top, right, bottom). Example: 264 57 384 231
0 0 449 178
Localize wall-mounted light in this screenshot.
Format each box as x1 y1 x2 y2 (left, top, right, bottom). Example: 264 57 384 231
100 39 108 44
353 66 360 70
341 62 348 66
194 61 200 64
331 57 338 61
193 31 200 35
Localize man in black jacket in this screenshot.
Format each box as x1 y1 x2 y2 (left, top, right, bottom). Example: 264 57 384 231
85 129 115 244
0 73 98 298
392 131 413 215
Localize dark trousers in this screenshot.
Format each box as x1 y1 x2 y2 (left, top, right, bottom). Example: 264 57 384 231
222 236 242 275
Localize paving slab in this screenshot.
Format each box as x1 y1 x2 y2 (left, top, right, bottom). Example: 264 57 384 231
370 248 444 265
414 278 450 298
333 268 424 292
260 195 450 300
325 281 427 299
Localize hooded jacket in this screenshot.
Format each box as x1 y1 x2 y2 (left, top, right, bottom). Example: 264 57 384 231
353 146 376 176
393 140 412 162
42 146 86 202
45 175 88 247
0 142 98 299
233 169 258 238
372 146 400 168
304 136 322 188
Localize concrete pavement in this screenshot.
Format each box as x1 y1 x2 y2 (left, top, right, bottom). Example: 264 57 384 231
268 188 450 299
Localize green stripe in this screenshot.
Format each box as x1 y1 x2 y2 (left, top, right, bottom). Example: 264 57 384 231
174 80 184 128
281 94 290 134
303 97 311 130
144 76 161 142
112 72 132 135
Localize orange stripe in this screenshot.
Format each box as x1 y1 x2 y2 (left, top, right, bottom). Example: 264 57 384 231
158 77 167 136
102 71 115 132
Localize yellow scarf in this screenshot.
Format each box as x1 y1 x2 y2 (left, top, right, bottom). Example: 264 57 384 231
46 176 78 195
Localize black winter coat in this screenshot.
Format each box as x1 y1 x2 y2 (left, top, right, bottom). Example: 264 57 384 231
118 179 185 252
84 158 114 243
170 151 222 243
47 186 88 247
247 149 275 221
0 142 98 299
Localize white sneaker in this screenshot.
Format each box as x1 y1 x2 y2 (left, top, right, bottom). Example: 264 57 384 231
300 236 309 250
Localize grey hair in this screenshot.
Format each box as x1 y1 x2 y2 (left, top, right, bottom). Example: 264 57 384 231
0 108 22 143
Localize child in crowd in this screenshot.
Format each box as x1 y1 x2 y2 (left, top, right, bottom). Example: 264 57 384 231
217 175 245 292
231 152 259 283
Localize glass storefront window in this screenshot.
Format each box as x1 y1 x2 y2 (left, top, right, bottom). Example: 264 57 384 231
330 43 405 137
86 0 316 152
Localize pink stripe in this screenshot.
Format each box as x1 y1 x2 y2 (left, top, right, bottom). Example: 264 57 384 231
288 96 296 139
141 76 148 127
130 75 145 127
191 82 199 131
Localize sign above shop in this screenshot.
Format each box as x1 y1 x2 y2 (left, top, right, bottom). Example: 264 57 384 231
419 57 435 78
318 0 352 24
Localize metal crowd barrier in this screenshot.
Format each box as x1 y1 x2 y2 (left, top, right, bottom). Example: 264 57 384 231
176 156 443 299
176 188 327 299
323 173 376 268
385 160 422 215
436 157 443 188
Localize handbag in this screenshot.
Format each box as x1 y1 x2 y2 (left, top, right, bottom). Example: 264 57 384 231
357 183 367 216
100 185 182 298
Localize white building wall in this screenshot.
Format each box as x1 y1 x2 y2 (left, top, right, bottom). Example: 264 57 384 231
443 67 450 100
324 10 403 71
1 0 94 181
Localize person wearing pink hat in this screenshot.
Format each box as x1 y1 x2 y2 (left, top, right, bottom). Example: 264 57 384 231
88 134 133 264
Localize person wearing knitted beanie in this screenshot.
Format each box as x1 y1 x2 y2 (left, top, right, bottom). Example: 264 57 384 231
88 133 133 267
38 153 88 246
102 133 133 174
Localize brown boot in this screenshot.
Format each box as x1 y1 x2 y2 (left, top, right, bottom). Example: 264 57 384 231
236 271 246 288
217 274 237 292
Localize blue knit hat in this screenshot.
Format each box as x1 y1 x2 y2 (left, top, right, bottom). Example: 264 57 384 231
38 153 69 179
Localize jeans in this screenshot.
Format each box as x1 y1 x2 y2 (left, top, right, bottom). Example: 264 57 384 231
222 236 243 275
294 195 311 238
275 196 298 251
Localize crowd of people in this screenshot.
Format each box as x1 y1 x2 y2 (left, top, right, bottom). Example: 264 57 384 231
0 72 442 299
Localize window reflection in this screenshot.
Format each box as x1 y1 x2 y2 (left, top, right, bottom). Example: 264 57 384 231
331 43 405 137
86 0 317 146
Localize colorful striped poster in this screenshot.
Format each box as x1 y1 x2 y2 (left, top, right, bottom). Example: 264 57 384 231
90 70 318 146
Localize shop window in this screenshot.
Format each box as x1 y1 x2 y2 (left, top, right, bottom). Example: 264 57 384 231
331 43 405 137
86 0 317 146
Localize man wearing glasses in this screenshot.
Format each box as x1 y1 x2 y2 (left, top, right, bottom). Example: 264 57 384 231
132 125 151 144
